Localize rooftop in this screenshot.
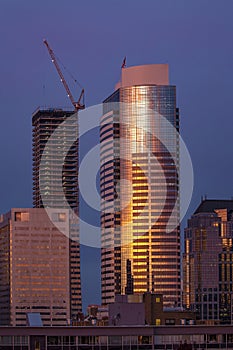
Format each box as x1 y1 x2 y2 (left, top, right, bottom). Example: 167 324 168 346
194 199 233 214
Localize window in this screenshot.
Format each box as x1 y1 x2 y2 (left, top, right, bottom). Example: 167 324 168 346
165 319 175 325
52 212 66 222
58 213 66 222
15 212 29 222
155 318 161 325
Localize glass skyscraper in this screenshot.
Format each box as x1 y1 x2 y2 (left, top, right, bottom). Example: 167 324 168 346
100 64 180 307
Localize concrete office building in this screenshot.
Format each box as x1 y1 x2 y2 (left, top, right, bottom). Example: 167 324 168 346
0 208 75 326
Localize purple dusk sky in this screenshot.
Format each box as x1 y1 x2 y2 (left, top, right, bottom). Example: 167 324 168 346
0 0 233 310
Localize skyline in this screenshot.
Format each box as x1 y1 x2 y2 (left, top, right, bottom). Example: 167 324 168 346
0 0 233 310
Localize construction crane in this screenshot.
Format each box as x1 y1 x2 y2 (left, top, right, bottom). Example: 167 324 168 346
43 39 85 112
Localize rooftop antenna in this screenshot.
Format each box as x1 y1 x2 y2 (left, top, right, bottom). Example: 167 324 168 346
121 56 126 69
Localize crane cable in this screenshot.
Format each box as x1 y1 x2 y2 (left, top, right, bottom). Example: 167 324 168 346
54 52 84 91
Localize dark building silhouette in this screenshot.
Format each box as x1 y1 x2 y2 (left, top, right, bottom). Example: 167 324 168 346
32 108 78 211
125 259 134 295
183 199 233 324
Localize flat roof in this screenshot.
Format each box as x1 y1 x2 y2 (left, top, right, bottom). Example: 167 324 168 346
115 64 169 90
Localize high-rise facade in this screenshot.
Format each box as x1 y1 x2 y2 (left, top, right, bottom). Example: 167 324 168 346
0 208 72 326
32 108 78 211
183 199 233 324
100 64 180 306
32 108 81 318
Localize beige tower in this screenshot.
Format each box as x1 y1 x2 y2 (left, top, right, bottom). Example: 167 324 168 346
0 208 76 326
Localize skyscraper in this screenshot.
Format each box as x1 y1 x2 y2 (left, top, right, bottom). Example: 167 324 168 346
32 107 81 318
32 108 78 211
183 199 233 324
100 64 180 307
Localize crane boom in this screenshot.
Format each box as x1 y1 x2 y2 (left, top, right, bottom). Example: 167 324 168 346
43 39 85 111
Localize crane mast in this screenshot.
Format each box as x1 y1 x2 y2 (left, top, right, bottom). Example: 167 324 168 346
43 39 85 112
